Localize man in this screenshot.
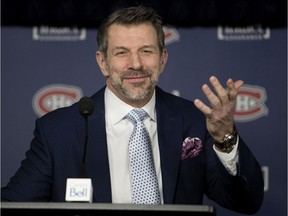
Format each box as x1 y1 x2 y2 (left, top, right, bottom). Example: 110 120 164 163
1 5 264 214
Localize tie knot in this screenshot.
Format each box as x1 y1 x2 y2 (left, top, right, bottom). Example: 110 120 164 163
126 108 147 125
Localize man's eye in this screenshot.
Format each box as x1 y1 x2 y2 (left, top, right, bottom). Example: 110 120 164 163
142 50 153 54
116 51 126 55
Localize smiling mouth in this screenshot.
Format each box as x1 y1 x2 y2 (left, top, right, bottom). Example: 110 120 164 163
125 76 147 83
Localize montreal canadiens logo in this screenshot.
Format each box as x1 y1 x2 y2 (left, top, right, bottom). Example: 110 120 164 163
163 26 180 45
235 84 268 122
32 84 83 116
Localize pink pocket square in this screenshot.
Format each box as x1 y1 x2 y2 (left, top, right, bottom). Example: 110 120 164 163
181 137 203 160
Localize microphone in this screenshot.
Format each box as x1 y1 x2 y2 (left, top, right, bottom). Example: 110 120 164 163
78 96 94 118
78 96 94 174
65 96 94 203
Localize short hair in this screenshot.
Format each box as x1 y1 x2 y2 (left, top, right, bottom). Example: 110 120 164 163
97 6 165 58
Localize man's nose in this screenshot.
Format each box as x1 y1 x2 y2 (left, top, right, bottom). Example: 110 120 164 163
128 53 142 70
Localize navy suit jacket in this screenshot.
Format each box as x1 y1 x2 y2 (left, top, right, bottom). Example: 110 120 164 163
1 86 264 214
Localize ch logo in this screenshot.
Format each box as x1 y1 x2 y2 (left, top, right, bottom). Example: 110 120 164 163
163 26 180 45
235 84 268 122
32 84 83 116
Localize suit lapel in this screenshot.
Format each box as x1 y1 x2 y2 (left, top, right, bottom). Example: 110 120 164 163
156 87 183 204
83 87 112 203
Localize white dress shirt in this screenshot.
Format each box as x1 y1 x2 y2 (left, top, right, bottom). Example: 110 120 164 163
104 87 238 204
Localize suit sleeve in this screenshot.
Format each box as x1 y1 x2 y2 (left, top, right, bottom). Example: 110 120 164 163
205 135 264 214
1 118 53 201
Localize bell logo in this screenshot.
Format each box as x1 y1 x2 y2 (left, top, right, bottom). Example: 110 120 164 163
32 84 83 116
69 188 88 197
235 84 268 122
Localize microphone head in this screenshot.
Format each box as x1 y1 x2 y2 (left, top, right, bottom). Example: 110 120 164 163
78 96 94 117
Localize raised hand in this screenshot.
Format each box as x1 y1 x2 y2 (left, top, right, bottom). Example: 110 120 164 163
194 76 244 142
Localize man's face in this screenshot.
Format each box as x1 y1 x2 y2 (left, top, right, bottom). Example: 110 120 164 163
96 23 168 107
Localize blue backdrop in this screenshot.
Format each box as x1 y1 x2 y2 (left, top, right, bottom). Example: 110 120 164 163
1 25 287 216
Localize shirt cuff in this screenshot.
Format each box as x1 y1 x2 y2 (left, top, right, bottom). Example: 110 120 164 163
213 136 239 176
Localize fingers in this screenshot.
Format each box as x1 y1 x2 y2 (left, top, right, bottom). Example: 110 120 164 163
209 76 229 105
200 76 228 110
201 83 222 109
194 98 212 115
195 75 244 113
207 76 243 106
226 78 244 101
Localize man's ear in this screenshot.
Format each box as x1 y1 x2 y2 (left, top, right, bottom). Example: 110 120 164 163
160 48 168 73
96 51 109 77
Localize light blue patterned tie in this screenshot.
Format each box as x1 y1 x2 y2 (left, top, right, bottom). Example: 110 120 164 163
126 108 160 204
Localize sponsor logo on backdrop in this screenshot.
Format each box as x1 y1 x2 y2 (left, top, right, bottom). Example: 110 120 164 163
32 26 86 41
32 84 83 116
217 25 270 41
32 26 178 43
163 26 180 45
235 84 268 122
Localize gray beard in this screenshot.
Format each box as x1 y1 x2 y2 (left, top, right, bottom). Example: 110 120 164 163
111 79 156 102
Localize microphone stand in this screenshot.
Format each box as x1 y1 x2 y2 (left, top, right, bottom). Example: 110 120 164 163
81 114 89 178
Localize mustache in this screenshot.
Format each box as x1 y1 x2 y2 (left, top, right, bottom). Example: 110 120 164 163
122 69 150 77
